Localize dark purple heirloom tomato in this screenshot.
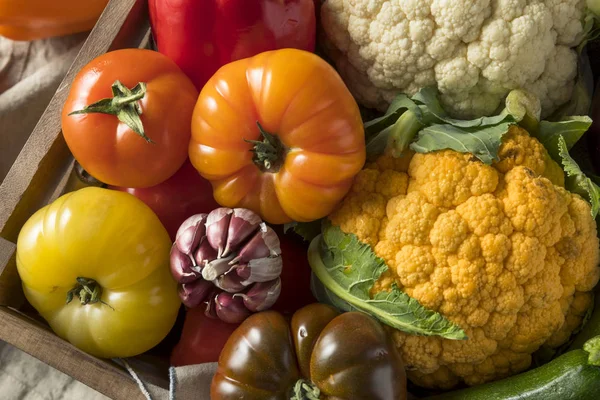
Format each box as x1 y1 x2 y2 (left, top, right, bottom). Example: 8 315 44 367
211 303 408 400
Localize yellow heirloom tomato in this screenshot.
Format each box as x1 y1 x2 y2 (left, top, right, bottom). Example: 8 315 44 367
16 187 181 359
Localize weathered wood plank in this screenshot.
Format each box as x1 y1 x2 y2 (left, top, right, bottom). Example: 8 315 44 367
0 237 22 308
0 306 148 400
0 0 149 244
0 1 167 398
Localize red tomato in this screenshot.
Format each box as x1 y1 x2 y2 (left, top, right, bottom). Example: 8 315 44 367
109 160 219 240
271 226 315 314
171 307 240 366
62 49 198 188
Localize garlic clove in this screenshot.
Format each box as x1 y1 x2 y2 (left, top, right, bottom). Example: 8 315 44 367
240 256 283 284
170 244 199 284
205 208 233 257
235 278 281 312
203 288 220 319
175 214 207 254
235 263 250 280
214 270 248 293
178 279 212 308
232 224 281 265
215 292 251 324
193 238 218 269
222 208 262 257
202 253 235 281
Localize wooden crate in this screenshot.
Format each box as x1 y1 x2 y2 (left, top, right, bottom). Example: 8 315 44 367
3 1 600 399
0 1 175 398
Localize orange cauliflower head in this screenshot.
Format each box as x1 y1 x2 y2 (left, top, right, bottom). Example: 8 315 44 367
329 126 600 388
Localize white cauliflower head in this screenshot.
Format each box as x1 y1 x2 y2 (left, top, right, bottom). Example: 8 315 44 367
320 0 586 118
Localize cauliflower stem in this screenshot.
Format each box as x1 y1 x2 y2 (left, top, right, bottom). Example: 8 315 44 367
308 223 466 339
364 88 599 217
365 88 544 163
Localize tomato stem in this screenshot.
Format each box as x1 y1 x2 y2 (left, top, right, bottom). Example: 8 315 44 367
68 80 153 143
290 379 320 400
245 121 287 173
66 277 114 310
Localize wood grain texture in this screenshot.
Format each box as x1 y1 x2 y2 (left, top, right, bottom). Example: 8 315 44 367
0 0 149 244
0 306 148 400
0 1 168 398
0 237 23 308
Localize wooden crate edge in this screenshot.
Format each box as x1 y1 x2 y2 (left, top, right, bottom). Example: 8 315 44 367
0 237 23 308
0 0 150 244
0 1 160 398
0 306 148 399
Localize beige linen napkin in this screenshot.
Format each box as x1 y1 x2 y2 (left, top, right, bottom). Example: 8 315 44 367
132 362 418 400
169 364 216 400
139 363 217 400
0 341 110 400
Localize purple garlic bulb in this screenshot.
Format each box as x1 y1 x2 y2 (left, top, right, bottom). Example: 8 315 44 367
170 208 282 323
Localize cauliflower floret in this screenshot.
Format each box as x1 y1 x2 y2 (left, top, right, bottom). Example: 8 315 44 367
321 0 585 118
495 125 565 186
499 167 570 244
387 192 441 246
408 151 499 208
331 157 409 246
545 290 593 346
328 126 600 388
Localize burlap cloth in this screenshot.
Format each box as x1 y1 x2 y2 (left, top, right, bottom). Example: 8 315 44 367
137 363 217 400
0 34 216 400
0 33 87 181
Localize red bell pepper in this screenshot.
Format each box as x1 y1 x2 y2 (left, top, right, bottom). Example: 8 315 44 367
148 0 316 90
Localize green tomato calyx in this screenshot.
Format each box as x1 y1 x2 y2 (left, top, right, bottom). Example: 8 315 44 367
66 277 114 310
68 80 153 143
290 379 320 400
245 121 287 173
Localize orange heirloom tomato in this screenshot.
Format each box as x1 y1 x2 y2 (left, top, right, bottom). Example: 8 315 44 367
189 49 365 224
62 49 198 188
0 0 108 41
